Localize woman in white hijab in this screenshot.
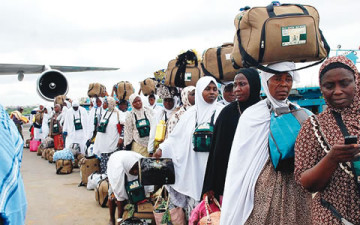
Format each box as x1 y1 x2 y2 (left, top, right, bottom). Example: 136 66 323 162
154 76 224 218
106 151 146 225
87 97 103 140
93 97 121 174
63 100 89 154
124 93 154 157
41 106 53 140
220 62 312 225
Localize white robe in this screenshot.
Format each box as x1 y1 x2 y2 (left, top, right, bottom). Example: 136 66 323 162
63 106 89 154
40 106 53 141
159 76 224 201
87 106 103 139
93 109 120 156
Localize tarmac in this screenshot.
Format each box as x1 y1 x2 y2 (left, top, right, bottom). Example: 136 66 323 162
21 124 109 225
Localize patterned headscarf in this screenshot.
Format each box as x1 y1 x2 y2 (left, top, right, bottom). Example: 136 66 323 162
181 86 195 109
106 97 117 111
156 83 178 99
318 55 360 113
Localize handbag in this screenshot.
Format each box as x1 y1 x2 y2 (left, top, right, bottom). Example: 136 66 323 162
138 158 175 185
199 196 221 225
153 186 186 225
97 110 113 133
268 101 312 171
125 175 146 204
116 111 123 135
134 112 150 138
231 3 330 72
193 112 215 152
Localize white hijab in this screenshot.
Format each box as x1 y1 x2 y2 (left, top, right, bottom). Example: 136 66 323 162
160 76 224 201
107 151 143 201
220 62 298 225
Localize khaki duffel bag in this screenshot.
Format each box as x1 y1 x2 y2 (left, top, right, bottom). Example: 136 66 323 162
231 3 330 71
56 159 73 174
79 157 100 186
202 43 238 82
115 81 134 101
88 83 107 98
37 143 45 156
74 153 84 168
140 78 156 96
54 95 66 106
48 149 56 163
44 148 52 160
165 50 202 88
95 178 109 208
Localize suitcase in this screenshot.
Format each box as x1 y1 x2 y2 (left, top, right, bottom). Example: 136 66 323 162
79 157 100 185
202 43 238 82
116 81 134 101
30 140 41 152
54 134 64 150
95 178 109 208
165 50 202 88
56 159 73 174
140 78 156 96
88 83 107 98
139 158 175 185
231 3 330 72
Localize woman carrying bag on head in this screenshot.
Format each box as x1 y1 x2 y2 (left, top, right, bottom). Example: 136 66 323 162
153 76 224 219
295 56 360 225
124 93 154 156
93 97 122 174
220 62 312 225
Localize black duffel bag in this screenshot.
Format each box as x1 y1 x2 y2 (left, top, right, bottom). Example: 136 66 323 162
139 158 175 185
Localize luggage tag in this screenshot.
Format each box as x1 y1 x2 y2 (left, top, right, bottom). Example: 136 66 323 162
185 72 192 81
74 118 83 130
138 120 147 126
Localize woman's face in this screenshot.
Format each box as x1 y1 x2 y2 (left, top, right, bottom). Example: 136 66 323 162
233 74 250 102
320 68 355 109
202 82 218 104
102 102 108 110
132 97 143 110
188 90 195 105
163 98 175 110
268 73 293 101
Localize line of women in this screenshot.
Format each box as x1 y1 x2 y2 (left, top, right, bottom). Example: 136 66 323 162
106 55 360 225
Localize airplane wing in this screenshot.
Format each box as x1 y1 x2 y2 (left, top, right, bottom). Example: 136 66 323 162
0 63 119 75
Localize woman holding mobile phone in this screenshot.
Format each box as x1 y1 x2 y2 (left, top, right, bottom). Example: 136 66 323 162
295 55 360 224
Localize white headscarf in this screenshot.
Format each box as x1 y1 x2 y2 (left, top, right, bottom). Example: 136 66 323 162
107 151 143 201
129 93 141 106
159 77 224 202
195 76 222 124
220 62 299 225
260 62 299 109
72 100 79 107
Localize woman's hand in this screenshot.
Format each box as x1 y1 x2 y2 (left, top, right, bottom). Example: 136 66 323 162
327 143 360 164
153 149 162 159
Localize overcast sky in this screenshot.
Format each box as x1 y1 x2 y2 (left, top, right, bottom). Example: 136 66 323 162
0 0 359 107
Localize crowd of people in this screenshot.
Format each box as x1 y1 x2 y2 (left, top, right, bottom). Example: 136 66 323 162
2 55 360 225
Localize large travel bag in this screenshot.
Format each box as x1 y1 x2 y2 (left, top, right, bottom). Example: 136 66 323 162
88 83 107 98
116 81 134 101
140 78 157 96
231 3 330 72
43 137 54 148
165 50 202 88
54 95 66 106
79 157 100 186
30 140 41 152
95 177 109 208
201 43 238 82
139 158 175 185
56 159 73 174
48 149 56 163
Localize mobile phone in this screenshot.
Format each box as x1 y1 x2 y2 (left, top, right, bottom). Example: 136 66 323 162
345 135 358 145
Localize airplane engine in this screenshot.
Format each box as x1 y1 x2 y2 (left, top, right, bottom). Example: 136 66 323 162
36 69 68 101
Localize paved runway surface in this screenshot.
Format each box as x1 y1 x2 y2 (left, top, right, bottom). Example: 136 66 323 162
21 124 109 225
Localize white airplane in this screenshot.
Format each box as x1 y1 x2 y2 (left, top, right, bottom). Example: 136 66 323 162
0 63 119 101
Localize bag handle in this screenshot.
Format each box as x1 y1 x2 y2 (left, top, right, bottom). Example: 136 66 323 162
122 82 127 101
266 3 309 18
216 47 224 80
200 63 224 85
237 28 330 74
204 196 221 224
154 186 170 210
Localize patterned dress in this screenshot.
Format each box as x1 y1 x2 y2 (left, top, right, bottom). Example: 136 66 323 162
294 55 360 225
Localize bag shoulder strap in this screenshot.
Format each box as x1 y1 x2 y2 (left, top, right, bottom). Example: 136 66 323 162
331 111 350 137
216 47 224 80
122 82 127 100
200 63 224 85
210 111 216 126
